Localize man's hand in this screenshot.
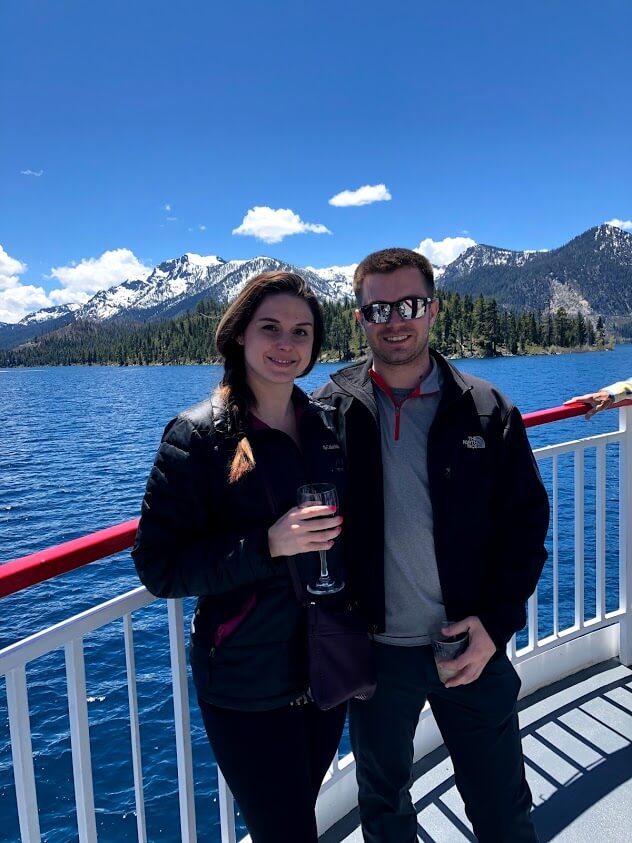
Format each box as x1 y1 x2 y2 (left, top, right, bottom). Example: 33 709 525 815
564 389 614 419
438 616 497 688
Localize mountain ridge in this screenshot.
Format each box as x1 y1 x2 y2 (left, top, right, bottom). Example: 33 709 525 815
439 224 632 316
1 224 630 351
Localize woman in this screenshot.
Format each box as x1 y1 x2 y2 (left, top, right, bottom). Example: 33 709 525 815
132 271 347 842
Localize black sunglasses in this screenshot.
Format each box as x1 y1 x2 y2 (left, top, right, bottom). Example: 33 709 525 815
359 296 435 324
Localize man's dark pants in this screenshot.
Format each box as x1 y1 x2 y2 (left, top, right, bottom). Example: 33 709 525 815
349 642 537 843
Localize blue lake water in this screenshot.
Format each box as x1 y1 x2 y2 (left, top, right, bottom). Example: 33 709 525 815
1 345 631 842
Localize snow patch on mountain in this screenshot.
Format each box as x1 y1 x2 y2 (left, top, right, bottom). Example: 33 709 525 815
183 253 225 268
20 303 81 325
306 264 356 299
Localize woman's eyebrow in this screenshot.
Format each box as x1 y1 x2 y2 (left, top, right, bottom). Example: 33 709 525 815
255 316 313 326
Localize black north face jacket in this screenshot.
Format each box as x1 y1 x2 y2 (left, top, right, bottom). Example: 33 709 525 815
132 387 346 710
313 351 549 649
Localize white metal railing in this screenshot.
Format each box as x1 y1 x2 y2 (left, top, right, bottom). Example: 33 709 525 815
1 405 631 842
1 589 197 843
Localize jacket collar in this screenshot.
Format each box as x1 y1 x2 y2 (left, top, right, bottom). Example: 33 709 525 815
211 383 332 436
329 350 473 411
430 350 474 406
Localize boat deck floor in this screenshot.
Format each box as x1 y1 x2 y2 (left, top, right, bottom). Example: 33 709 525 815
321 659 632 843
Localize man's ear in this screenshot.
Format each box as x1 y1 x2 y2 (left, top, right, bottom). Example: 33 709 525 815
354 308 363 325
429 297 440 329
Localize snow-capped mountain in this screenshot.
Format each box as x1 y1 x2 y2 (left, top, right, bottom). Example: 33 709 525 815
2 225 631 351
19 303 82 325
0 255 356 349
45 254 355 324
305 263 357 299
439 224 632 316
442 244 538 277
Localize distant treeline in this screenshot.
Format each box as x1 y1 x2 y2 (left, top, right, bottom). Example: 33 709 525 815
0 292 609 367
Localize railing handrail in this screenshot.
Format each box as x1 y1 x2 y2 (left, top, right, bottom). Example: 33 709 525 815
2 399 630 600
523 398 631 427
0 519 139 599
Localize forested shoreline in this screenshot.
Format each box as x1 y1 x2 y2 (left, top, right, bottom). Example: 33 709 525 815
0 292 610 367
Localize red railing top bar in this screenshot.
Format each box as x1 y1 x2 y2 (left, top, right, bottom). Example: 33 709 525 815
0 519 139 599
1 400 630 599
522 398 631 427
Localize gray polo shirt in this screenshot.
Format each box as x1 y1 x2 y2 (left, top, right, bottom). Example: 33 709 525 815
372 360 446 646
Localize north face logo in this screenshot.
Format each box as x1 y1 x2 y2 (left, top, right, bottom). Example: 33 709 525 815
463 435 485 449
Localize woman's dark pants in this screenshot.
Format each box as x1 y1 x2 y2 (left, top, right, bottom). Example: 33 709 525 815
198 698 346 843
349 643 537 842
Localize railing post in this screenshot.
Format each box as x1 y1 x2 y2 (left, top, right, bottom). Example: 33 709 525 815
6 667 41 843
167 599 197 843
619 404 632 666
123 613 147 843
218 770 237 843
574 447 585 630
65 638 97 843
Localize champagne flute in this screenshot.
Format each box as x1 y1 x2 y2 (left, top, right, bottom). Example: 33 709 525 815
297 482 344 595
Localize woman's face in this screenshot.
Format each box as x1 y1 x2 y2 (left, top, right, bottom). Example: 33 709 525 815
240 293 315 390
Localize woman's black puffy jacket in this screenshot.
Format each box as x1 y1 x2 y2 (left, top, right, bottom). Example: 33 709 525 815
132 387 346 711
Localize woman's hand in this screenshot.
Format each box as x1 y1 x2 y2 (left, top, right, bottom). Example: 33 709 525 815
268 505 342 558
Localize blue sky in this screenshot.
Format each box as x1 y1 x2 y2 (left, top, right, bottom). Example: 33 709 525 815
1 0 631 322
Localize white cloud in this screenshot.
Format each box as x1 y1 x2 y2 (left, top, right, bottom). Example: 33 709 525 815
414 236 477 266
0 245 52 322
329 184 391 207
232 206 332 244
605 218 632 232
49 248 152 293
164 203 171 212
199 224 206 231
0 284 53 323
0 247 153 323
0 245 27 290
166 216 178 222
20 169 43 177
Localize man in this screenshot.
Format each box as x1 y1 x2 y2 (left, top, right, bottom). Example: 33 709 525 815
314 248 549 842
565 377 632 418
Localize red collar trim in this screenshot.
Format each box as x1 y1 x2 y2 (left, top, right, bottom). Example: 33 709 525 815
369 367 438 441
369 368 422 407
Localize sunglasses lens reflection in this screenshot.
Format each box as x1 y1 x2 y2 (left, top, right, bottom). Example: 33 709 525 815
362 297 432 324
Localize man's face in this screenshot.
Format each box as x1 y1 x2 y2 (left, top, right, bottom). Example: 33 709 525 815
355 266 439 372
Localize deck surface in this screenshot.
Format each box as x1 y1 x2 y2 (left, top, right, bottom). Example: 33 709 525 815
321 659 632 843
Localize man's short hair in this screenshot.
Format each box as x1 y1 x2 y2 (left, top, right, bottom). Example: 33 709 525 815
353 248 435 303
